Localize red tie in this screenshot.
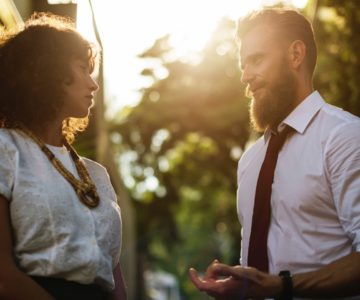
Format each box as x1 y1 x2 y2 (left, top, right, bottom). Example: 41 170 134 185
247 126 292 272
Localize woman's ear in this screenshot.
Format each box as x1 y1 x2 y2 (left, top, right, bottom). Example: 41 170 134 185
288 40 306 70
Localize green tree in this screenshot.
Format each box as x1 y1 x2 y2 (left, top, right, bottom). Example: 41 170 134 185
110 1 360 298
313 0 360 116
112 18 249 299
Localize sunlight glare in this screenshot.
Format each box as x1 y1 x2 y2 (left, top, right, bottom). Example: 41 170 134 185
76 2 96 45
162 0 267 58
290 0 308 8
76 0 309 115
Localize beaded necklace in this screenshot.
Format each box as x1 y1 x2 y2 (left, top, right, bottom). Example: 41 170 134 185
20 126 100 208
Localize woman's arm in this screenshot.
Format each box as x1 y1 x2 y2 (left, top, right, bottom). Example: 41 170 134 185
108 263 127 300
0 195 54 300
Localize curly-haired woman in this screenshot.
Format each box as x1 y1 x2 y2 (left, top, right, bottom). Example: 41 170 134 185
0 12 126 300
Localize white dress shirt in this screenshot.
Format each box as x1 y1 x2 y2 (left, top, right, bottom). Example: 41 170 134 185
0 129 122 291
237 91 360 299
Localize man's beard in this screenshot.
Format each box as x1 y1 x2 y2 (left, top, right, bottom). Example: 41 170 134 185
248 63 297 132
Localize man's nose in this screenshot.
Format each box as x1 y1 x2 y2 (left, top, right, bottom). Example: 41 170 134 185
241 66 254 85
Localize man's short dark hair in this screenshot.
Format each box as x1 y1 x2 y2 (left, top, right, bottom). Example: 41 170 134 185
237 8 317 76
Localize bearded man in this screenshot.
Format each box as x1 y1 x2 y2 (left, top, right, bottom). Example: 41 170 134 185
189 8 360 300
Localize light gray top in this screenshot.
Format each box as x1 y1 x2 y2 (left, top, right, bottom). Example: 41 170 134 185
0 128 122 291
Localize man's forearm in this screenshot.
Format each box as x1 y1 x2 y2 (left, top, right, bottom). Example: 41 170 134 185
293 252 360 298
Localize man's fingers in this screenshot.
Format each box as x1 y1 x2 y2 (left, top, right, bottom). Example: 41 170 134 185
189 264 257 299
189 268 218 293
205 261 222 280
212 264 253 279
189 268 204 289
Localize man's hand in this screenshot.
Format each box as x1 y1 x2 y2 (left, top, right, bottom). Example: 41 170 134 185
189 261 282 299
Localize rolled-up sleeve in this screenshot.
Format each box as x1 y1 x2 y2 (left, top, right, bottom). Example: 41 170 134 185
325 122 360 251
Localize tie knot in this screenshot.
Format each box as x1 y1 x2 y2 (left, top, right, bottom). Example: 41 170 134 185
269 125 293 153
275 124 293 136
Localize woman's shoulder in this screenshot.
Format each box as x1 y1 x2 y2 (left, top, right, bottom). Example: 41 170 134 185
0 128 19 150
81 156 109 177
80 157 116 197
0 128 13 139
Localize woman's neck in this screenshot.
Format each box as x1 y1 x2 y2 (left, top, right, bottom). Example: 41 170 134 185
28 121 64 146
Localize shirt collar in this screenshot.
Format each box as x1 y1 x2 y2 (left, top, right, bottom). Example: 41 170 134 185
264 91 325 142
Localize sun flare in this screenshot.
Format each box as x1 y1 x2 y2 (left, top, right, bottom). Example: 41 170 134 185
76 0 308 114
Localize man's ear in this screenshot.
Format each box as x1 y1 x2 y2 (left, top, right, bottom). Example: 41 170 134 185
288 40 306 70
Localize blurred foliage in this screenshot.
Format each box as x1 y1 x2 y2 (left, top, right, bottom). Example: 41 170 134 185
107 1 360 299
313 0 360 117
111 18 247 299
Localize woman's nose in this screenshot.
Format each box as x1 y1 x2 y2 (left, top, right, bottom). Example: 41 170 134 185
89 75 99 92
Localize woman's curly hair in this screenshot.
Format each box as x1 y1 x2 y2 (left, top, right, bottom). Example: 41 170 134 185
0 12 100 143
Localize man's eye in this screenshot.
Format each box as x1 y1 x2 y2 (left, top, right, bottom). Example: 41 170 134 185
253 56 262 65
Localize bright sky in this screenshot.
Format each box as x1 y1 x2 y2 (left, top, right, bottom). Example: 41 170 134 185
76 0 308 117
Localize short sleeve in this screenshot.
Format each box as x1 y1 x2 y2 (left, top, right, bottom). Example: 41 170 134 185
325 122 360 251
82 158 118 202
0 133 17 200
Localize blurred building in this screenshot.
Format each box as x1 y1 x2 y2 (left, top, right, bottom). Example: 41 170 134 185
145 270 181 300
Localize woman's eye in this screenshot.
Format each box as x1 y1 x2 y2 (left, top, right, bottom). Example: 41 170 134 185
78 63 89 72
